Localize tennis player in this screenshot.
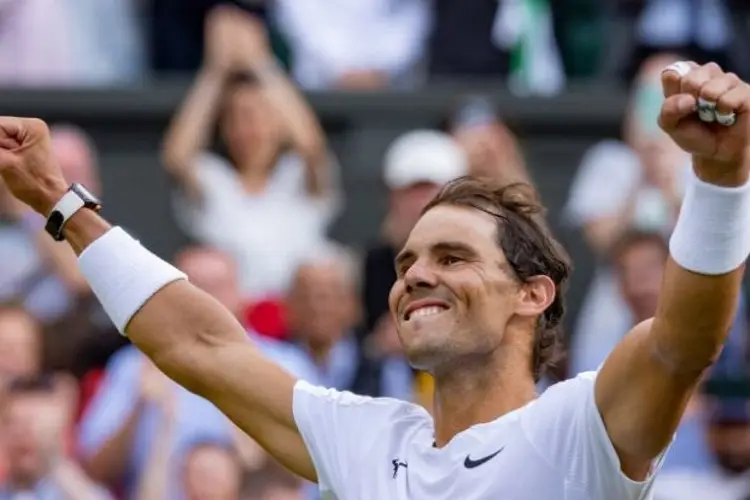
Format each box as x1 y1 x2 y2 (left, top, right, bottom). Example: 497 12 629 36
0 61 748 499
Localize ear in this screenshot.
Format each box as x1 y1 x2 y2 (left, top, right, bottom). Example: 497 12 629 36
515 275 556 319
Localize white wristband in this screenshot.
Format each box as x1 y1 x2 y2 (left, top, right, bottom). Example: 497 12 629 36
78 227 187 334
669 168 750 275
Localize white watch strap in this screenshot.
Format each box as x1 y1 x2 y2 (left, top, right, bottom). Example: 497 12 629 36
51 190 86 224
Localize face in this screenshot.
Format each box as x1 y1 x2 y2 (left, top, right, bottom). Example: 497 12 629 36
221 85 284 166
2 395 48 483
708 422 750 475
614 240 666 323
0 310 41 387
176 250 242 317
287 263 357 348
390 205 552 371
183 446 241 500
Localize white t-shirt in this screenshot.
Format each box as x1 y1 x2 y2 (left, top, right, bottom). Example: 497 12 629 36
173 152 341 300
293 371 666 500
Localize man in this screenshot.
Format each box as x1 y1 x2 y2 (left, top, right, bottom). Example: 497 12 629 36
0 61 749 498
0 375 110 499
363 129 467 335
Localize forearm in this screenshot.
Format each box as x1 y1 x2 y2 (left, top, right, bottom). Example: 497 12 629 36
253 61 329 195
652 157 750 374
161 69 225 176
84 399 144 484
136 419 174 500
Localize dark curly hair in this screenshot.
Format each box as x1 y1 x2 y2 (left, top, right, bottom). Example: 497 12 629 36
422 177 571 382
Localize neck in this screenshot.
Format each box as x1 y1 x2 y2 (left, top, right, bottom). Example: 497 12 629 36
236 146 280 193
431 331 537 447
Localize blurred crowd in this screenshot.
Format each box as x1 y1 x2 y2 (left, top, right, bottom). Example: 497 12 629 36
3 0 750 93
1 1 750 500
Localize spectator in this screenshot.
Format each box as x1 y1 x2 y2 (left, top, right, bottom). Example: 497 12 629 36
655 399 750 499
136 360 243 500
621 0 737 81
0 305 42 390
162 6 340 307
446 96 531 183
244 461 305 500
273 0 430 90
286 247 365 390
0 375 110 499
563 53 690 375
181 442 242 500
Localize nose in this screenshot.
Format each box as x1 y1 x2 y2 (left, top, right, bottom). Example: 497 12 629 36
403 260 439 293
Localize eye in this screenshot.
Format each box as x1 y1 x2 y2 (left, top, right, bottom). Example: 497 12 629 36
440 255 464 266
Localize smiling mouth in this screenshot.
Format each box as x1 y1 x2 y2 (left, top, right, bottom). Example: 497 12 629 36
405 305 449 321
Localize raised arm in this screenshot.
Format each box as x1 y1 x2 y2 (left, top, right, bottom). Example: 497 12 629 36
0 119 317 482
235 15 332 197
596 62 750 479
160 6 240 199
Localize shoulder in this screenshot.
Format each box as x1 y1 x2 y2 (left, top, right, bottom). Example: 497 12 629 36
293 380 427 425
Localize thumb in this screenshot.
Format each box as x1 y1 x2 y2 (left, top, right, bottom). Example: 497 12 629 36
658 94 698 132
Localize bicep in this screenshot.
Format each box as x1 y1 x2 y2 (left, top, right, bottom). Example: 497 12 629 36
125 282 316 481
595 320 697 479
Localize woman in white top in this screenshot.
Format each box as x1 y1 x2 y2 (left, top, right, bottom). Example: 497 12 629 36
564 53 690 374
161 7 340 302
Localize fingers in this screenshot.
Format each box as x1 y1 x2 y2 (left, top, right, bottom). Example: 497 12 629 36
659 94 698 131
0 117 24 146
661 61 698 97
661 61 748 127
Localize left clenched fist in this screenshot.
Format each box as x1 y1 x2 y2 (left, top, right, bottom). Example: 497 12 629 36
659 62 750 184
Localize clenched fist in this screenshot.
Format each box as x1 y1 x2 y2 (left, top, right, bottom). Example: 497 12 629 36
0 117 67 216
659 62 750 185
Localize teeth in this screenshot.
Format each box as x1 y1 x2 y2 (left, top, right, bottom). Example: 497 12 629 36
409 306 445 320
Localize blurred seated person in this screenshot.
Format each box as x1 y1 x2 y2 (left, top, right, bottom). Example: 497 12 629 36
655 398 750 499
245 460 305 500
563 53 690 373
273 0 429 90
0 305 42 391
0 375 110 499
162 6 340 317
446 95 531 184
135 357 243 500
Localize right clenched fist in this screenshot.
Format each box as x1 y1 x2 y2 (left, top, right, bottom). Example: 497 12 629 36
0 117 67 216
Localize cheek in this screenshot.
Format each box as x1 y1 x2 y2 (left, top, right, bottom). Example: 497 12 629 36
388 281 404 317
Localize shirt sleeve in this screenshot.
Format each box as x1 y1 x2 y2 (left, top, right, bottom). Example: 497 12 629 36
520 371 668 500
292 380 421 496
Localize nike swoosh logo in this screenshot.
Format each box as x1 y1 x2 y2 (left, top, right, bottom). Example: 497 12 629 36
463 447 505 469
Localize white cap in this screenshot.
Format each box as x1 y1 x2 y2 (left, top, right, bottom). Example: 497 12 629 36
383 130 469 189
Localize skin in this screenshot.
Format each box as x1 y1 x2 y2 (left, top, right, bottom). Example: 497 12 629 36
0 62 748 487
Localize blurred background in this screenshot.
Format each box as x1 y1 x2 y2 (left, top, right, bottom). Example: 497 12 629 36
1 0 750 499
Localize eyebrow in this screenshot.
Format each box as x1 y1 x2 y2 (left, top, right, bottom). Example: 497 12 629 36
394 241 477 269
